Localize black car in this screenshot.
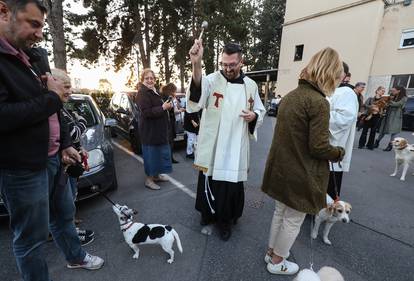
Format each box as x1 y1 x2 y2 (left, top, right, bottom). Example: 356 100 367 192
108 91 184 154
402 96 414 131
0 94 118 216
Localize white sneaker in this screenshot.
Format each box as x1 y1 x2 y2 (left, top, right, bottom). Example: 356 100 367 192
264 252 290 264
67 253 104 270
267 259 299 275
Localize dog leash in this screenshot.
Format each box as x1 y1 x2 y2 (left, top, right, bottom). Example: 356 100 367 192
87 179 133 219
309 215 315 271
330 162 341 202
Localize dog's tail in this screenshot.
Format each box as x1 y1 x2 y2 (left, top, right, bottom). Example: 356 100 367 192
172 229 183 253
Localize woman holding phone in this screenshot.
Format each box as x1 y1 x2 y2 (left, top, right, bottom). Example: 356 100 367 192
135 69 173 190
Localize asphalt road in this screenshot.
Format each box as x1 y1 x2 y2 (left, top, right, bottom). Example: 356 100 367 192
1 116 413 281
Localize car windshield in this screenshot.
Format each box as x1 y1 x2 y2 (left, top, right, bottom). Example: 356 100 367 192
64 99 98 127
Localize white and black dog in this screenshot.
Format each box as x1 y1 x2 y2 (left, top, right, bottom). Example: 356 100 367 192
112 204 183 263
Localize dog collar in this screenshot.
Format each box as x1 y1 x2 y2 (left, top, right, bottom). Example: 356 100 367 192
121 222 134 232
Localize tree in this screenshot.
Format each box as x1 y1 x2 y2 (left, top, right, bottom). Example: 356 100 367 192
250 0 285 70
43 0 67 70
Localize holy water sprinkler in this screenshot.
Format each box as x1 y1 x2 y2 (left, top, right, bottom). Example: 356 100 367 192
198 21 208 40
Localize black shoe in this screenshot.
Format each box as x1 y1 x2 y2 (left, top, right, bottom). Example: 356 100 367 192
186 153 194 159
366 146 374 150
383 143 392 151
78 234 94 246
358 146 364 149
172 158 179 164
218 223 232 241
77 228 94 238
373 140 380 148
219 227 231 241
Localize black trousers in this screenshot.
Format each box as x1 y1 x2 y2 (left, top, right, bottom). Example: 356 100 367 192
358 114 381 148
327 171 343 200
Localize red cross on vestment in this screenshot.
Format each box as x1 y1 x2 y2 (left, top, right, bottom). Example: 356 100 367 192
248 97 254 111
213 92 223 108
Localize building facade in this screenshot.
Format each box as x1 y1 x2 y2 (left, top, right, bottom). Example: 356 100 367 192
277 0 414 98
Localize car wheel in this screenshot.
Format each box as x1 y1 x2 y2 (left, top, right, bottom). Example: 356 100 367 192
130 132 142 155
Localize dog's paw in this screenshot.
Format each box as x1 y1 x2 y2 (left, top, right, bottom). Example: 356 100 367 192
323 239 332 245
311 231 317 239
400 177 405 181
133 253 139 259
201 225 213 236
167 259 174 264
390 173 397 177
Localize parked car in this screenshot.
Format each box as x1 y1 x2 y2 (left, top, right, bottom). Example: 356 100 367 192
0 94 118 216
402 96 414 131
108 91 185 154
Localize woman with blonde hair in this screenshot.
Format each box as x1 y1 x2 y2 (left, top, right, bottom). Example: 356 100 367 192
261 48 345 275
135 69 173 190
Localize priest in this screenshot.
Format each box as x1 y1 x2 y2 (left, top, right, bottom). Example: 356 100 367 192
186 39 266 240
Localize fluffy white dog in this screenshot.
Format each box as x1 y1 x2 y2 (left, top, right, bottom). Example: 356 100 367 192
112 204 183 263
294 267 344 281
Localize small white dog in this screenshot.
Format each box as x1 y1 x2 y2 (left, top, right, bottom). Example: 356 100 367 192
294 267 344 281
112 204 183 263
390 137 414 181
311 195 352 245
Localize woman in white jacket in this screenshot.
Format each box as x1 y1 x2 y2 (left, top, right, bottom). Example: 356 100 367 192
327 63 359 199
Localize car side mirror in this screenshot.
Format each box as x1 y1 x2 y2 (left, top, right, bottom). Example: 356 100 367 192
104 118 117 127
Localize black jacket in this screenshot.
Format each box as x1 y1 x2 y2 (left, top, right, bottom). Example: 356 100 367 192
135 85 169 145
0 45 63 170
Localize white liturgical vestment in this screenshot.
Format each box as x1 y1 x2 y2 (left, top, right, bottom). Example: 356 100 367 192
186 71 265 183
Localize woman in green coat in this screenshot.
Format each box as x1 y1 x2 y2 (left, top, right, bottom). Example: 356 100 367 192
261 48 345 276
374 86 408 151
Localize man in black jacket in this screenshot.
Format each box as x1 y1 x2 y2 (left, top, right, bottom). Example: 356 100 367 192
0 1 102 280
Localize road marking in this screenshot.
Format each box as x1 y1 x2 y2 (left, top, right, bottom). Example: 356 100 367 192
112 140 196 199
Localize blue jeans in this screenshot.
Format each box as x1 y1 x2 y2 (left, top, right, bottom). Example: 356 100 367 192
47 155 86 264
68 177 78 201
0 155 86 281
0 168 50 281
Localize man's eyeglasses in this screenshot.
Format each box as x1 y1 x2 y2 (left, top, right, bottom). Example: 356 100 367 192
219 61 241 70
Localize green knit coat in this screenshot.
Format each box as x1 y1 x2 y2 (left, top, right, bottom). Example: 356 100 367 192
261 80 345 214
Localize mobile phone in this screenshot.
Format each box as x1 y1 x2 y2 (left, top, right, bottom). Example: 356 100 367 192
167 96 173 102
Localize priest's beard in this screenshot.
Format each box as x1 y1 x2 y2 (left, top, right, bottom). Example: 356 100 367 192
223 69 240 81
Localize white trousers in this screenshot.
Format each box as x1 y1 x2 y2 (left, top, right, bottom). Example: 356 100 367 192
186 131 197 155
268 200 306 258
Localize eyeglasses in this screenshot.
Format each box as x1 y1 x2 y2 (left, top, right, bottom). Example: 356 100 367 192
219 61 241 70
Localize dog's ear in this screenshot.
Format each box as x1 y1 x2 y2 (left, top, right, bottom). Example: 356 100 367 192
401 139 407 147
345 203 352 211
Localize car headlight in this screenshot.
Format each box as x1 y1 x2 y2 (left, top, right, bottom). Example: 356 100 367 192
87 149 105 169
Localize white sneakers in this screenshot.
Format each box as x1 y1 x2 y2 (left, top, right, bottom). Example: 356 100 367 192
267 258 299 275
67 253 104 270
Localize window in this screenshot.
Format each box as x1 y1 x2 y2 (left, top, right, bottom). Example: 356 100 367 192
294 44 304 61
390 74 414 96
65 100 97 127
400 29 414 49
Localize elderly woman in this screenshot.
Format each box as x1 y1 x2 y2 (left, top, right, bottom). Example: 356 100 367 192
135 69 173 190
375 86 408 151
51 68 95 246
261 48 345 275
